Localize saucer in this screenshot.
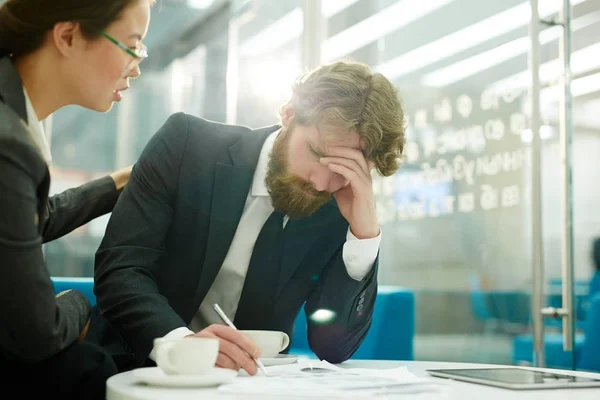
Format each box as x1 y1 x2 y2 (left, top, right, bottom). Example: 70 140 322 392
133 367 237 388
260 354 298 366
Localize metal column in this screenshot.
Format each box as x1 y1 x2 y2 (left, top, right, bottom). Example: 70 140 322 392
225 17 240 124
558 0 576 361
302 0 325 70
532 0 576 370
529 0 545 368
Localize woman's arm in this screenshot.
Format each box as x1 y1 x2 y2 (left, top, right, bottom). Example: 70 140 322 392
41 165 132 243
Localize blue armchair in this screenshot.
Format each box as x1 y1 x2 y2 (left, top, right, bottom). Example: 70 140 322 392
289 286 415 360
51 277 96 306
512 294 600 372
50 278 416 362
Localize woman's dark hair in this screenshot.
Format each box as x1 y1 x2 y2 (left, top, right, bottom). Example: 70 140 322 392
0 0 151 58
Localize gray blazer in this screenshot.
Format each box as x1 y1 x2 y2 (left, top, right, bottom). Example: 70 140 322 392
0 56 121 363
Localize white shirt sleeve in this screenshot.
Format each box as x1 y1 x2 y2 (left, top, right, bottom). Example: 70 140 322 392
342 228 382 281
148 326 195 361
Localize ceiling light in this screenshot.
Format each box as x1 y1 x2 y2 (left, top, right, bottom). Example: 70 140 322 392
375 0 586 81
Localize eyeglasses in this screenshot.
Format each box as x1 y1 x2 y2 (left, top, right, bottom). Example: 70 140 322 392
100 31 148 77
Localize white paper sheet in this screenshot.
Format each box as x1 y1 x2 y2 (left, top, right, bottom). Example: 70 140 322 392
219 359 449 398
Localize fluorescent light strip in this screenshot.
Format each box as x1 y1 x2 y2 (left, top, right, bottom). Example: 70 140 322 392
488 42 600 93
322 0 361 18
421 10 600 87
422 38 533 87
571 72 600 96
322 0 454 62
187 0 214 9
375 0 586 80
541 72 600 100
239 8 303 57
239 0 360 58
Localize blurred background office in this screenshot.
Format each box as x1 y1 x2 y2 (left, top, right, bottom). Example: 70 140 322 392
8 0 599 369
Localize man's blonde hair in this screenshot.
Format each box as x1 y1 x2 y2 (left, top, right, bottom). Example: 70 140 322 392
281 59 406 177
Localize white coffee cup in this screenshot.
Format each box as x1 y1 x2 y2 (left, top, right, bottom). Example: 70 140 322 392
153 337 219 375
241 330 290 358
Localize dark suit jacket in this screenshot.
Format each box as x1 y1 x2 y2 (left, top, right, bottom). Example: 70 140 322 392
91 113 379 370
0 56 121 363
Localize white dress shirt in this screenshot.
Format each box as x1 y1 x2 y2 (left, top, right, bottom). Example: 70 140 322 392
23 88 52 165
149 131 381 360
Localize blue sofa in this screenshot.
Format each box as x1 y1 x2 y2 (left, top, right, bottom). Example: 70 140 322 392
289 285 415 360
50 278 415 361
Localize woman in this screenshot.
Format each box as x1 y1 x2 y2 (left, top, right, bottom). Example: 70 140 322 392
0 0 154 398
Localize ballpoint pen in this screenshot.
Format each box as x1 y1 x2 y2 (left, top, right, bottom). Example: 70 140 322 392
212 303 269 376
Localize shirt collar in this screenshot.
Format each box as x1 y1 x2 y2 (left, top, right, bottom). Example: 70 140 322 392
23 88 52 164
251 129 280 197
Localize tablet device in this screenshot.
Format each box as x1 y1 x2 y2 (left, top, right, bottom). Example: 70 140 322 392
426 367 600 390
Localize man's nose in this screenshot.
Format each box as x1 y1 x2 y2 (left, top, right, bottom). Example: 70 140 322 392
310 174 329 192
309 168 347 193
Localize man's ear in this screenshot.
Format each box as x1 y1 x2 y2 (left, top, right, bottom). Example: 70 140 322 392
51 21 82 57
280 102 296 127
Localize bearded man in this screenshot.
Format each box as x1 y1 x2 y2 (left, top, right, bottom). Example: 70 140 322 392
88 60 406 375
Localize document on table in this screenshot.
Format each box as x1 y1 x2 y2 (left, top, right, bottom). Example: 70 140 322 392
218 359 449 398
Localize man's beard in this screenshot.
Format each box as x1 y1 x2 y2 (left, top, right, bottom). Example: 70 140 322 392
265 127 331 219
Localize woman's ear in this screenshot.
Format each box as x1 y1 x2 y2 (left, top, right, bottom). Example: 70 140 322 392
51 21 82 57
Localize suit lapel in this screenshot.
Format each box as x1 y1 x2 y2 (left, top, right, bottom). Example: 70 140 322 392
275 200 342 298
0 56 47 162
0 56 28 122
193 124 280 306
194 163 253 305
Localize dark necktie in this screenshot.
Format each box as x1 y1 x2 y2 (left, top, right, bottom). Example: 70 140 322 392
234 210 286 328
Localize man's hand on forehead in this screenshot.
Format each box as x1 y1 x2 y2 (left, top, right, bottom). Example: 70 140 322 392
318 146 379 239
328 131 371 155
320 146 375 172
319 147 371 174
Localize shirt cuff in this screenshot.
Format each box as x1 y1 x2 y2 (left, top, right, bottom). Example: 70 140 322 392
342 228 381 281
148 327 195 362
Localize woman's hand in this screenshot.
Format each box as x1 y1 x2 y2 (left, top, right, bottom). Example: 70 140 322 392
110 165 133 191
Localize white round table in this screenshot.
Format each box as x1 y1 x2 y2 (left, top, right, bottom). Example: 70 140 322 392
106 360 600 399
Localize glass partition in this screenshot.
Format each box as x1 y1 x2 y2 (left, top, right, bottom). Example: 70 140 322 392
39 0 600 371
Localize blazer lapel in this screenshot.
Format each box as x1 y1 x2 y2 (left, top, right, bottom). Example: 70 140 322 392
193 125 280 306
0 56 28 122
0 56 47 163
193 163 253 305
275 199 341 298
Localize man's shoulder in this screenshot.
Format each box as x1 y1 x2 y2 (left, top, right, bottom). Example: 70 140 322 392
155 113 281 163
162 113 253 144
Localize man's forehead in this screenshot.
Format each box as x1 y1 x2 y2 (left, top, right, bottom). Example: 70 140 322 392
316 128 362 151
